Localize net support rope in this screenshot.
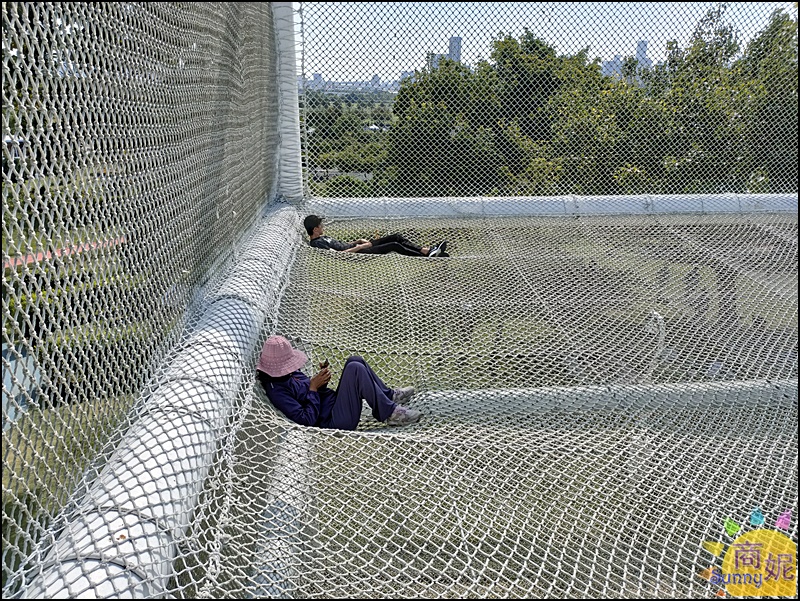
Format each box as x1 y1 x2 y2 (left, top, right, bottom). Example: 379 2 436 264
273 2 304 204
305 193 797 220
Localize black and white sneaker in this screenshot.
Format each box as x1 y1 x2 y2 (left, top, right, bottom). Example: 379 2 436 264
428 240 447 258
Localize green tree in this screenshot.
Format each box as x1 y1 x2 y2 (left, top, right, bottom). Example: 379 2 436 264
390 59 502 196
492 30 560 140
304 92 344 140
320 174 370 197
737 9 798 192
318 7 797 198
644 4 745 192
332 111 363 141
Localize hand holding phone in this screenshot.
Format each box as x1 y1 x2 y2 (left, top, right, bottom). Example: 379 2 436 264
310 361 331 391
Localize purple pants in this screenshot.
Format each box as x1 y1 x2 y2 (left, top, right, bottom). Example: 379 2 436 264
321 356 397 430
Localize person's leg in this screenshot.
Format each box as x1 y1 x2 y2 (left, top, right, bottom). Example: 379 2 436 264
370 234 403 246
325 356 396 428
346 356 415 402
367 234 428 256
320 390 362 431
359 241 425 257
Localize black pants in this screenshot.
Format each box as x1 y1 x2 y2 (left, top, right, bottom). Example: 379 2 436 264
358 234 427 257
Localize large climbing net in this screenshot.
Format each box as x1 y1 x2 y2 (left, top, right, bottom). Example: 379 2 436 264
2 2 797 598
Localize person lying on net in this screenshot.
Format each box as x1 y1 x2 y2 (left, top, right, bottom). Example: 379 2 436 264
303 214 448 257
256 335 422 430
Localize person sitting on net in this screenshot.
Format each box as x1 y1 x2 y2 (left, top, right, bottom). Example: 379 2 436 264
303 214 448 257
256 335 422 430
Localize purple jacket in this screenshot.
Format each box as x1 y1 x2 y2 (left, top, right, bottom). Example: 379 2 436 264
257 370 336 427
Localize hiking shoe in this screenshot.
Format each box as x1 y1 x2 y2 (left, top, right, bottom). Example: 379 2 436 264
392 386 415 403
387 404 422 426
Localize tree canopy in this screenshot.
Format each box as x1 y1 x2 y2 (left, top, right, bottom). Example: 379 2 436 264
304 7 797 197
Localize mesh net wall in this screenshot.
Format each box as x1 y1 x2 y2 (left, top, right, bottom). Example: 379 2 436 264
3 2 799 600
2 2 280 596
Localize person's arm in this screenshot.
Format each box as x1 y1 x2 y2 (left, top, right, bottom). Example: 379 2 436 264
262 373 323 427
313 236 368 253
342 241 372 253
276 368 330 426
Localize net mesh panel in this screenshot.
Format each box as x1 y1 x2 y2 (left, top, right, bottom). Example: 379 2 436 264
2 2 279 596
2 2 798 599
301 2 798 198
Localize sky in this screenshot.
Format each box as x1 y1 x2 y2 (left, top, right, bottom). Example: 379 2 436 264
294 1 796 82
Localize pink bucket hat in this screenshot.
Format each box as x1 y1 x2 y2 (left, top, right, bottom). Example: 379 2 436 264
257 335 308 377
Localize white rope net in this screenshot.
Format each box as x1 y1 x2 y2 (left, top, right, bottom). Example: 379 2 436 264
3 2 798 599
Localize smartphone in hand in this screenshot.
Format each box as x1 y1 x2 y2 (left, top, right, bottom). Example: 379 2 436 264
320 359 329 369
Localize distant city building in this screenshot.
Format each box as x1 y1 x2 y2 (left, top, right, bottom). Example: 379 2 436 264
601 40 651 78
448 36 462 62
299 35 463 93
601 55 623 78
427 51 446 69
635 40 652 70
298 71 404 94
427 36 463 69
303 72 325 90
